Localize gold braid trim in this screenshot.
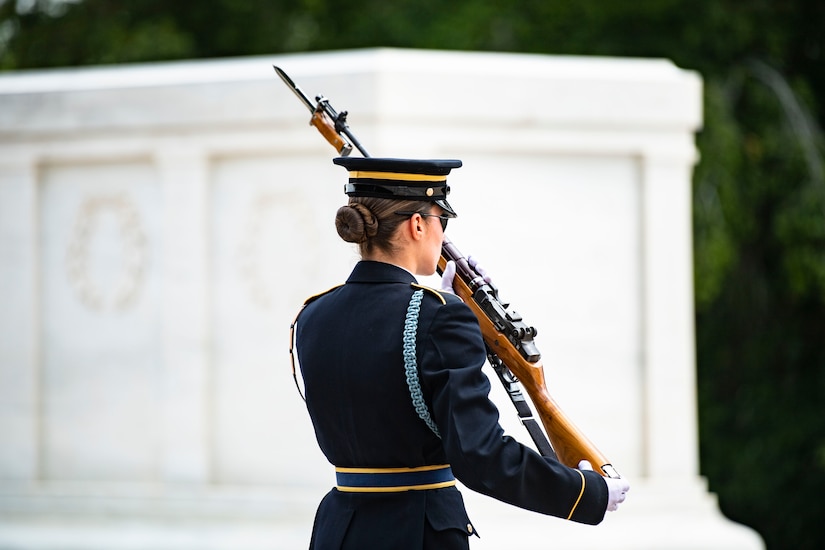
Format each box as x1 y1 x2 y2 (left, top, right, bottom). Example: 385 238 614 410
566 469 586 520
411 283 447 305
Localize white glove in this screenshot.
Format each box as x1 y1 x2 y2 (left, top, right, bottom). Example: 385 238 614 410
440 260 457 294
578 460 630 513
467 255 493 285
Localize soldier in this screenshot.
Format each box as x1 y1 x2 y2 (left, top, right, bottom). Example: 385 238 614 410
293 157 629 549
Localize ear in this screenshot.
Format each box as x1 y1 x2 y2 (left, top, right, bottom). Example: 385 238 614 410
407 213 425 241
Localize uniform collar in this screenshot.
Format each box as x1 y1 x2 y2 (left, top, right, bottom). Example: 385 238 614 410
347 260 418 285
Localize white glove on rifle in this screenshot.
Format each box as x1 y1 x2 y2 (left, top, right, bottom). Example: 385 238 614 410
578 460 630 512
440 260 457 295
441 255 494 295
467 255 493 285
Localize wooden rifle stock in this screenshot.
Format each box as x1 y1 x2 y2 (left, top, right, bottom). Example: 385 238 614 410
310 109 352 156
438 243 620 479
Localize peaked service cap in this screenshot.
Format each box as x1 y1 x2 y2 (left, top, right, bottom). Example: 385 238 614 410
333 157 461 218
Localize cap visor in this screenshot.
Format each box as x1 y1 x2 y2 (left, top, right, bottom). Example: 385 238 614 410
436 199 457 218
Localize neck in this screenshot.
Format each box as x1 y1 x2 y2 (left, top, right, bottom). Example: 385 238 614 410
363 248 418 275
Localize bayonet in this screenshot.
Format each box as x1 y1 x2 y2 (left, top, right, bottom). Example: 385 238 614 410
274 65 315 113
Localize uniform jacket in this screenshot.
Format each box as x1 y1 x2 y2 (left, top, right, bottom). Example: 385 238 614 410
295 260 608 549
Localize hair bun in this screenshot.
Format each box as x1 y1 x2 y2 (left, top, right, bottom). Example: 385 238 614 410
335 203 378 243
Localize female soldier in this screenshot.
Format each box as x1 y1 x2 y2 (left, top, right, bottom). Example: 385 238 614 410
294 157 629 549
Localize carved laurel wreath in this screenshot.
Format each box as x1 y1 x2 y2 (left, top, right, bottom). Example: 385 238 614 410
65 194 147 311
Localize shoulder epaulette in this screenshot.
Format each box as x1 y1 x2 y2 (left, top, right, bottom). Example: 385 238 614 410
303 284 344 306
411 283 448 305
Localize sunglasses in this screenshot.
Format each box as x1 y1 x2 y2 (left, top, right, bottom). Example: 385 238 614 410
395 210 449 231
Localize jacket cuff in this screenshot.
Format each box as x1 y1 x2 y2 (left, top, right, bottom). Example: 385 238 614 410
567 470 609 525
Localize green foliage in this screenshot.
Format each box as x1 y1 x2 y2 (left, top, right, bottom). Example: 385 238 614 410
694 57 825 548
2 0 825 548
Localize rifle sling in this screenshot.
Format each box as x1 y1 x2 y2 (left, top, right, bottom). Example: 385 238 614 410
523 417 558 459
487 349 559 462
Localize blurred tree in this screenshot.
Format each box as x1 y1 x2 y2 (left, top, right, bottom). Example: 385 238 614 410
1 0 824 547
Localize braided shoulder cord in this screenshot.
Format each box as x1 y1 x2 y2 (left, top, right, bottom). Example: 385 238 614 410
403 289 441 438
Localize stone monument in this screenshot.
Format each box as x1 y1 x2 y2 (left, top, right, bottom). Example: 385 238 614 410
0 48 762 549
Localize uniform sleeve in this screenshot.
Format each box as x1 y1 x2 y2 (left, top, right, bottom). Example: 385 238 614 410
418 300 608 525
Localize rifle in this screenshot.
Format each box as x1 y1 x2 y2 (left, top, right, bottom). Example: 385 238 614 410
275 66 621 479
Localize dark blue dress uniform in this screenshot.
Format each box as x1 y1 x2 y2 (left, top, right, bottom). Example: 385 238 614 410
295 260 609 549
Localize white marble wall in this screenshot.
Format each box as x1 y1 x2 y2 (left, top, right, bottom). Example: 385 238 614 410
0 49 762 548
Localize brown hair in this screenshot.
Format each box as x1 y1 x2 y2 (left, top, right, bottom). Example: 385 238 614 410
335 196 433 256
